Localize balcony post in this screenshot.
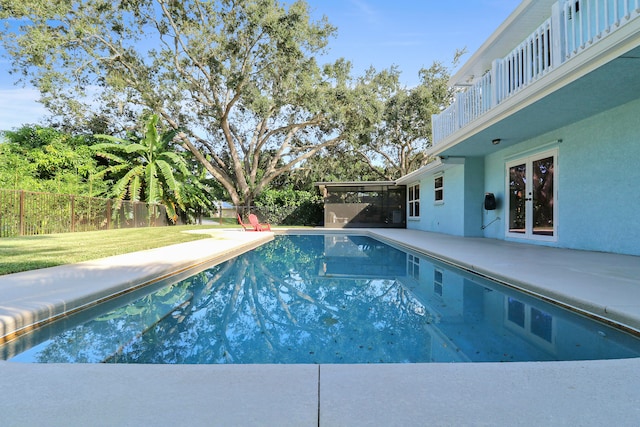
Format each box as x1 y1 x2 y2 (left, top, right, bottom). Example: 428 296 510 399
490 59 500 106
431 113 439 145
551 1 564 67
455 92 463 130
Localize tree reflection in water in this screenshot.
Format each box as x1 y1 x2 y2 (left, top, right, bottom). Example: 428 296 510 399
18 236 435 364
112 235 432 363
10 235 640 364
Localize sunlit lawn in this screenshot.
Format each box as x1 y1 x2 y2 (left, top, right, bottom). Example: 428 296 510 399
0 223 239 276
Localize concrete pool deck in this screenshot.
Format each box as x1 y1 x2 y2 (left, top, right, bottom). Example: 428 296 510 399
0 228 639 426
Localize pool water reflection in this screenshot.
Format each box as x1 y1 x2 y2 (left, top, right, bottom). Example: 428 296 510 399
3 234 640 364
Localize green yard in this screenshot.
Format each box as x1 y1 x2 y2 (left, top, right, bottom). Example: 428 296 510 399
0 225 234 276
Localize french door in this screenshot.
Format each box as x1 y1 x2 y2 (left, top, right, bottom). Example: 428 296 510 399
506 149 557 240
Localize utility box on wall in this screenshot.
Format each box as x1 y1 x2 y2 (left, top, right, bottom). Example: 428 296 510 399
484 193 497 210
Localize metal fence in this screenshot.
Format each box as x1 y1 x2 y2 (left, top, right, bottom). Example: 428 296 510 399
0 189 168 238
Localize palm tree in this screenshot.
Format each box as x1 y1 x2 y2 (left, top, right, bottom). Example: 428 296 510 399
93 114 191 222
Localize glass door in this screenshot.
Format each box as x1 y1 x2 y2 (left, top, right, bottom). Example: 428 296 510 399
506 150 557 240
508 162 527 234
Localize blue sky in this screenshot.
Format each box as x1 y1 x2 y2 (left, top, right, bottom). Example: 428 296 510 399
0 0 522 131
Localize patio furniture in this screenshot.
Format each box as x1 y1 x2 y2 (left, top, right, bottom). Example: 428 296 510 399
237 214 258 231
249 214 271 231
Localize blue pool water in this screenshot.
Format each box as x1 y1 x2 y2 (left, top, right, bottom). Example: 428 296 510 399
3 234 640 364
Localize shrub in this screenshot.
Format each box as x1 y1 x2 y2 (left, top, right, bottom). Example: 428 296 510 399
254 188 323 226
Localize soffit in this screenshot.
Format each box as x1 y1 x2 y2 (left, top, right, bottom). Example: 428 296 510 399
434 45 640 157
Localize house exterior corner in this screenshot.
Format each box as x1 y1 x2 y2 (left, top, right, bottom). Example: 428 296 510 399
409 0 640 256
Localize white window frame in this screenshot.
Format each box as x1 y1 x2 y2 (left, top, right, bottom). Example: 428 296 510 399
434 173 444 204
408 183 420 218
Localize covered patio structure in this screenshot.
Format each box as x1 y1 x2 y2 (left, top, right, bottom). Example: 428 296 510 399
315 181 406 228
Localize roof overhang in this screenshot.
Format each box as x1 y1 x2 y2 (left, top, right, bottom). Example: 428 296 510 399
315 181 400 193
395 157 465 185
314 181 397 187
432 30 640 158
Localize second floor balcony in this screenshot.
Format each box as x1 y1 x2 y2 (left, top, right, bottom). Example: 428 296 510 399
431 0 640 147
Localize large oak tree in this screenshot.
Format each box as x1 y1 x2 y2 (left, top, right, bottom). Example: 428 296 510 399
353 54 464 180
1 0 383 206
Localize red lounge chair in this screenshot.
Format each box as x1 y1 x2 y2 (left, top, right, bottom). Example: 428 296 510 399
237 214 258 231
249 214 271 231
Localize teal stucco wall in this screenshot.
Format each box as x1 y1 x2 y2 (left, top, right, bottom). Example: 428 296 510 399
482 97 640 255
406 158 484 237
406 166 465 235
408 97 639 255
462 157 485 237
558 97 640 255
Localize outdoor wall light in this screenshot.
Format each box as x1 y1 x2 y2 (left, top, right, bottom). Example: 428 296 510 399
492 138 501 145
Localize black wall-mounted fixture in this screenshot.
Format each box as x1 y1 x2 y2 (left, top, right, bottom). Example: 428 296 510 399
492 138 501 145
484 193 496 210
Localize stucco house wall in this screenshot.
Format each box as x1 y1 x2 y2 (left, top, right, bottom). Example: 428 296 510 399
407 95 640 255
481 96 640 255
555 97 640 255
404 167 461 235
418 0 640 257
405 157 485 238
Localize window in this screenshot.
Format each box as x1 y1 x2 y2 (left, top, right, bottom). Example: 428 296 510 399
407 254 420 280
434 269 443 296
434 175 444 203
507 298 525 327
408 184 420 218
531 307 553 342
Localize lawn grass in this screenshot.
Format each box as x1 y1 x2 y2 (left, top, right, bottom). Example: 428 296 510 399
0 224 238 276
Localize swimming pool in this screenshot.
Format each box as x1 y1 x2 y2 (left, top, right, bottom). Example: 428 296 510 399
3 234 640 363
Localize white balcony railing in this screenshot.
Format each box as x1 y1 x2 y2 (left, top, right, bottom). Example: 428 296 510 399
564 0 640 56
432 0 640 145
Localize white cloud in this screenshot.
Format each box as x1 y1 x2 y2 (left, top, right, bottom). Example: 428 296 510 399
348 0 380 24
0 87 48 131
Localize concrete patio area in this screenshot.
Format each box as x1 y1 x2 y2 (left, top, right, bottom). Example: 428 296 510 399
1 228 639 426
